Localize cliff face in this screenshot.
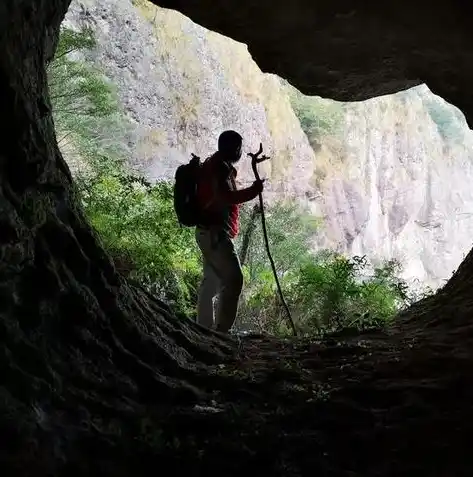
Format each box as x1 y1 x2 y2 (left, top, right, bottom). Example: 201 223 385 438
63 0 316 195
63 0 473 288
308 86 473 287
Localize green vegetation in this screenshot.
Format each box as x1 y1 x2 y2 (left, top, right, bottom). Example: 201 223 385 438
235 202 420 336
48 26 132 173
48 27 200 316
82 172 201 316
286 82 345 149
48 26 427 334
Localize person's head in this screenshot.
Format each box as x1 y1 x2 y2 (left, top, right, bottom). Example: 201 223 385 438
218 130 243 164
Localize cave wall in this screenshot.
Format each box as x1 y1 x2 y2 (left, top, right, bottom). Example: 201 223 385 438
157 0 473 128
0 0 73 281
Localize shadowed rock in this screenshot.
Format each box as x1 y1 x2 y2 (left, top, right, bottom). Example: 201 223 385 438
158 0 473 126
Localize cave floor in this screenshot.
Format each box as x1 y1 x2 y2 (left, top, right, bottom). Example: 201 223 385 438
5 326 473 476
76 329 473 477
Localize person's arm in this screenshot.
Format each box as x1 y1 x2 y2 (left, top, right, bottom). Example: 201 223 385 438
210 161 264 205
219 183 261 205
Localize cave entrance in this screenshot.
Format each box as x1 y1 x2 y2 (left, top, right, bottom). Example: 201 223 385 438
49 0 473 338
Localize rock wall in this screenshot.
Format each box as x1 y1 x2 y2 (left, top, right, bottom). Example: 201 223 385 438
63 0 316 197
63 0 473 288
310 86 473 288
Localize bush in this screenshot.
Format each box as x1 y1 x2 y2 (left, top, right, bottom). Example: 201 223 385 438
236 202 423 336
80 168 201 316
235 200 318 332
290 254 411 334
49 26 201 317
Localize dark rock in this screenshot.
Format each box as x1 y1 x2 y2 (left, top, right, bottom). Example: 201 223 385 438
158 0 473 126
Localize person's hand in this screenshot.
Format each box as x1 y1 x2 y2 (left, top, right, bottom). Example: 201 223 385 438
252 178 265 194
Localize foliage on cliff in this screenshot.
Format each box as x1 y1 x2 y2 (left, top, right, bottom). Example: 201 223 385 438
286 82 345 149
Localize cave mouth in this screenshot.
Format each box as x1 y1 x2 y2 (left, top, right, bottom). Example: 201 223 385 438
3 0 473 475
51 0 473 338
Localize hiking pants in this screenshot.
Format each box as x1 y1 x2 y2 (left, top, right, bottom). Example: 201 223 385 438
195 228 243 333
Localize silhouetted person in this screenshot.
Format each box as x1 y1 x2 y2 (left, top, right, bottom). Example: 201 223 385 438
195 130 264 333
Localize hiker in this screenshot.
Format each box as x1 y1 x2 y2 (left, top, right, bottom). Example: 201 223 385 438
195 130 264 333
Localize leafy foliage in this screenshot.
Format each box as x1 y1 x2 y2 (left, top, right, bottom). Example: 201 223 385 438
48 27 132 169
289 254 410 334
287 86 345 148
81 167 201 316
236 202 425 336
48 27 115 117
237 200 321 281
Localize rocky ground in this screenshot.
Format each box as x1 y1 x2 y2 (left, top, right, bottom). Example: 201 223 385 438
153 328 473 477
4 293 473 477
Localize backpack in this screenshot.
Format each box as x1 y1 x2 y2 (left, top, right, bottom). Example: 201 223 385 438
173 153 205 227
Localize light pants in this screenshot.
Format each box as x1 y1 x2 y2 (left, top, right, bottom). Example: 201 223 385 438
195 228 244 333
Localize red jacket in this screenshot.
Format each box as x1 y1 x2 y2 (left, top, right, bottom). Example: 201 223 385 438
197 153 259 238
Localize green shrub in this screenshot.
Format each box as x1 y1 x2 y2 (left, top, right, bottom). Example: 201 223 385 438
290 254 410 334
80 169 201 316
236 202 423 336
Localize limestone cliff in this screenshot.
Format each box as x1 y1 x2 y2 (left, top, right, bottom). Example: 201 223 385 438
304 86 473 288
63 0 473 288
63 0 316 196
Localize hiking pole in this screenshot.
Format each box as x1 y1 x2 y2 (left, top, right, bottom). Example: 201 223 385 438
248 143 297 337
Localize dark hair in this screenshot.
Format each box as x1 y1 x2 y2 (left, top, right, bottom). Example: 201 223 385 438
218 130 243 162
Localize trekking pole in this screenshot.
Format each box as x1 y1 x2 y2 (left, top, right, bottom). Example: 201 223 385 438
248 143 297 337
